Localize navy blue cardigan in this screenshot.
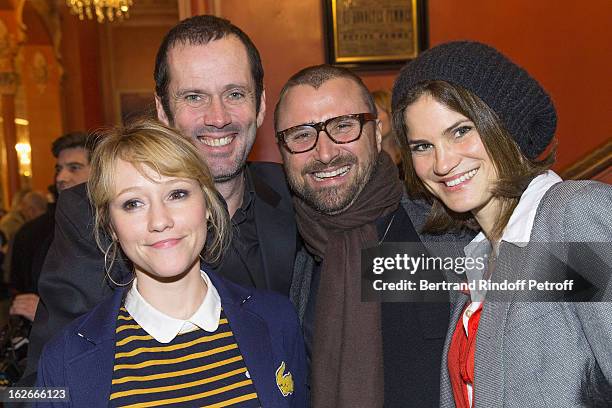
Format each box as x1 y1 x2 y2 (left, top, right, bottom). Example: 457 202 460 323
35 270 307 407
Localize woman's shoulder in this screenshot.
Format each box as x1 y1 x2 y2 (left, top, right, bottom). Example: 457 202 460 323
231 283 297 318
544 179 611 201
250 288 298 319
536 180 612 240
214 278 303 354
210 271 297 319
539 180 611 216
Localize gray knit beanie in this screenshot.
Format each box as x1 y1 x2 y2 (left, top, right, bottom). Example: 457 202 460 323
392 41 556 159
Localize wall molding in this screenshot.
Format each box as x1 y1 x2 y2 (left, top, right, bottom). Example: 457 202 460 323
560 139 611 181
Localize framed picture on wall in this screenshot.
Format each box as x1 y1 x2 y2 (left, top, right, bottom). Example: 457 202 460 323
323 0 428 70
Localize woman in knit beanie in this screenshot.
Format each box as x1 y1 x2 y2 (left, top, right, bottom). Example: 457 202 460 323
392 41 612 408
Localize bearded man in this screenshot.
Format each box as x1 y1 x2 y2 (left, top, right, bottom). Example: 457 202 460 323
275 64 471 407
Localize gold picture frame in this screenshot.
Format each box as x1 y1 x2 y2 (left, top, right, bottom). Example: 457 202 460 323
324 0 428 69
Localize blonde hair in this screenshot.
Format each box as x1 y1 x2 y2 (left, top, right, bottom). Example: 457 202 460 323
87 119 230 274
372 89 391 115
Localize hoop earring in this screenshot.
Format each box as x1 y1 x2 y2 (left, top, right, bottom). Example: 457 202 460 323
104 240 135 287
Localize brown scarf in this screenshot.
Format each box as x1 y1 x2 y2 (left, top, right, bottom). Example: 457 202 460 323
294 152 403 408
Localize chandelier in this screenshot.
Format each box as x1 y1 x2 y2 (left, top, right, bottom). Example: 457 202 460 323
66 0 133 23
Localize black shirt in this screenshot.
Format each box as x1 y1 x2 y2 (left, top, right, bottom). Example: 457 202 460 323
213 168 265 290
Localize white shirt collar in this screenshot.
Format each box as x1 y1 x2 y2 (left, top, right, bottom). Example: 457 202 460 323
124 270 222 343
465 170 562 253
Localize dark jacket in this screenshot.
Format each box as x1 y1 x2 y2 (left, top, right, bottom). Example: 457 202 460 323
25 163 298 382
10 203 55 294
35 269 307 407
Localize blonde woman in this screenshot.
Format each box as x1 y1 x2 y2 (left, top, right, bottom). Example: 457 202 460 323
392 42 611 407
36 119 306 407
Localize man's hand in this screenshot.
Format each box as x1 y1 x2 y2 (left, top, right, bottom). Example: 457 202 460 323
10 293 40 321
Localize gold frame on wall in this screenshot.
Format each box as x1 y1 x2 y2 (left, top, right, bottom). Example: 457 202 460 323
323 0 428 69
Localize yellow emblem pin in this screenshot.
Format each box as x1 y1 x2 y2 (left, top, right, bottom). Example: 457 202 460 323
275 361 294 397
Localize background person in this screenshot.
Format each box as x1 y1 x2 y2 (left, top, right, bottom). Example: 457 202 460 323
53 132 92 192
36 119 306 407
0 191 33 250
0 191 46 252
392 41 612 408
1 191 47 284
9 132 91 322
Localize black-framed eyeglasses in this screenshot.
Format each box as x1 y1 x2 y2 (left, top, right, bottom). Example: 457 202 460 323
276 112 377 154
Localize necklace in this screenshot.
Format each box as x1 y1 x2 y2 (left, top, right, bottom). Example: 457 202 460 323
378 214 396 245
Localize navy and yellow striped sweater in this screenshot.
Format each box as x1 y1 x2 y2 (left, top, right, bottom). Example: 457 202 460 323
109 307 260 407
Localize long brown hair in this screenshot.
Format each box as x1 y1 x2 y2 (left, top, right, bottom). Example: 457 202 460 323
393 80 555 239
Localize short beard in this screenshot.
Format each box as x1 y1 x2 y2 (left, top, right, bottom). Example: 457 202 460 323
287 152 377 215
213 162 246 183
295 183 361 215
